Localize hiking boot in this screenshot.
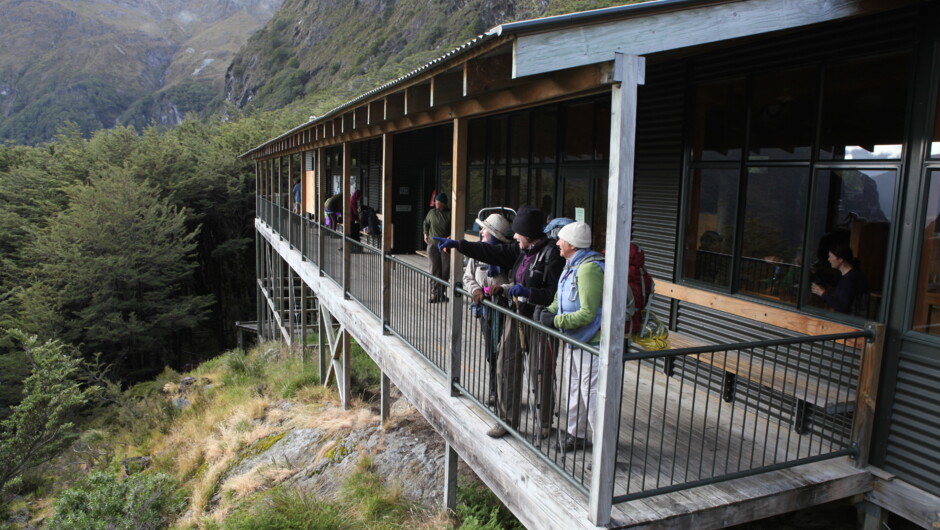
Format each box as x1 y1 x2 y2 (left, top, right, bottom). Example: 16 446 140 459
487 393 497 406
486 424 508 438
562 435 591 452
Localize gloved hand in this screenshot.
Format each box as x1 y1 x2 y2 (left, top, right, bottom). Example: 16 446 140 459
472 289 485 305
488 285 504 298
486 264 501 278
508 284 531 299
433 236 459 252
537 307 556 328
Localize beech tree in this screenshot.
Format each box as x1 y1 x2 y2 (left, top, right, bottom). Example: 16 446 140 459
0 331 95 496
21 173 213 371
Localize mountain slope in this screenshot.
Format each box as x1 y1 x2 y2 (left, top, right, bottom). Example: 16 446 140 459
0 0 281 144
224 0 644 114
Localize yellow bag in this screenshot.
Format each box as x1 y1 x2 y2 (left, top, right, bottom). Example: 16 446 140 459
632 310 669 351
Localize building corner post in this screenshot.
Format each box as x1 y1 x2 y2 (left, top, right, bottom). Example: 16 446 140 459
589 52 644 526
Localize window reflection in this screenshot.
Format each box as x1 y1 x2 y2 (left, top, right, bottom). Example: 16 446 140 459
692 79 746 162
683 168 738 288
748 67 817 160
819 52 910 160
738 167 808 303
806 169 895 318
932 86 940 159
913 170 940 336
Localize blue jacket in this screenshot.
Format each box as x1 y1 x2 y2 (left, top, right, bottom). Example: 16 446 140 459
548 249 604 345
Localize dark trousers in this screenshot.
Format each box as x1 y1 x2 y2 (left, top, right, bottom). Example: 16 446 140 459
496 320 556 431
427 242 450 299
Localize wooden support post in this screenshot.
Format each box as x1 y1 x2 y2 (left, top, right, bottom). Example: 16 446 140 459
287 153 293 245
340 329 351 409
300 281 307 366
342 142 351 299
589 53 644 527
444 442 459 513
448 117 468 396
255 232 263 343
852 322 886 467
381 371 391 424
381 133 394 333
318 301 327 384
317 147 326 273
861 501 888 530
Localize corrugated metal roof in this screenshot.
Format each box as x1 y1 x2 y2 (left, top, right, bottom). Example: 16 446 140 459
239 0 730 158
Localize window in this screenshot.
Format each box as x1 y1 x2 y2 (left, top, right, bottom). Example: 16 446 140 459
683 51 909 319
912 170 940 335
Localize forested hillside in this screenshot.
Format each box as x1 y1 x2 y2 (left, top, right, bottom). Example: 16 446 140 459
227 0 643 114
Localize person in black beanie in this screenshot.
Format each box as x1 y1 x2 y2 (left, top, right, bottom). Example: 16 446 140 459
435 207 564 440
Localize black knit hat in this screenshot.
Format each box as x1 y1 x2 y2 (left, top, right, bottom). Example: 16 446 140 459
511 207 547 239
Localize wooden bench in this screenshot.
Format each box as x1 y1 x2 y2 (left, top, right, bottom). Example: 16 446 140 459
631 280 869 431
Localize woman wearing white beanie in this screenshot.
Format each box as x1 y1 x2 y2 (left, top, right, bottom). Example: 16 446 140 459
535 221 604 453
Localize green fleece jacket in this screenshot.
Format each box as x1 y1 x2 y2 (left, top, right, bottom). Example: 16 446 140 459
423 207 451 238
547 257 604 345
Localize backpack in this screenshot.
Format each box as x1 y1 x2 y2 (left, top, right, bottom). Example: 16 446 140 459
359 205 374 229
625 242 654 334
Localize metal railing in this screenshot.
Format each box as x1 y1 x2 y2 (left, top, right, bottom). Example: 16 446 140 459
288 210 302 250
451 286 603 493
321 224 343 282
612 329 870 503
346 236 382 318
385 255 451 373
301 216 319 267
258 214 875 507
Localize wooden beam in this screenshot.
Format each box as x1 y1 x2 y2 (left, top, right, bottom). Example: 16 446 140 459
866 474 940 529
368 100 385 125
465 52 514 96
656 279 862 336
386 92 405 121
513 0 922 77
448 117 468 397
444 443 458 512
342 141 351 299
381 133 394 327
589 53 642 526
851 323 885 467
405 83 431 115
432 69 464 107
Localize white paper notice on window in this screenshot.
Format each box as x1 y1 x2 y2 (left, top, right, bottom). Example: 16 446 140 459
575 207 585 222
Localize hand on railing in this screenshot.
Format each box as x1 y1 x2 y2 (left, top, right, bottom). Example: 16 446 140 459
432 236 459 253
533 306 556 329
508 284 530 299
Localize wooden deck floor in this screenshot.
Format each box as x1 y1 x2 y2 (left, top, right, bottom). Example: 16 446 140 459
261 225 872 528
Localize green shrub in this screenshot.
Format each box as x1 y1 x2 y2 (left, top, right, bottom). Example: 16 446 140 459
48 471 186 530
224 350 265 378
281 369 320 398
223 487 355 530
456 478 523 530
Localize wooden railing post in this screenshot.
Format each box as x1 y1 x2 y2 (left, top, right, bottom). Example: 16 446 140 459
317 147 326 274
448 117 467 396
381 133 394 334
342 142 351 299
852 322 886 467
590 53 644 526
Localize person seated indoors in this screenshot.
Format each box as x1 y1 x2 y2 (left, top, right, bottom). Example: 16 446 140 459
811 244 868 314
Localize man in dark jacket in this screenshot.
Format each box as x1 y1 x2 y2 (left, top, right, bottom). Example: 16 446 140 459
423 193 451 302
436 207 563 439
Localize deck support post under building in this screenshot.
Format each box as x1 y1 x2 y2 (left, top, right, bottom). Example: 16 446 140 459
381 372 391 423
589 53 644 526
448 117 468 395
444 442 459 513
381 133 393 334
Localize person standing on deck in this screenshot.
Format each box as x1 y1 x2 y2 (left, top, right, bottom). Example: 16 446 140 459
292 178 302 213
423 193 451 303
536 221 604 453
463 212 512 406
435 207 564 439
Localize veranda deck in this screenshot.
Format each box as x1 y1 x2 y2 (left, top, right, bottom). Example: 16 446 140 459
261 225 871 528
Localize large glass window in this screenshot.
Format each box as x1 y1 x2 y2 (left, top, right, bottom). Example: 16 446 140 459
691 78 746 162
684 51 908 320
748 67 817 161
913 170 940 335
737 167 809 302
932 87 940 158
683 168 738 288
818 52 910 160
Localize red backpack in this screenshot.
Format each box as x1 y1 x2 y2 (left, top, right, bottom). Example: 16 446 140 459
625 242 654 334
